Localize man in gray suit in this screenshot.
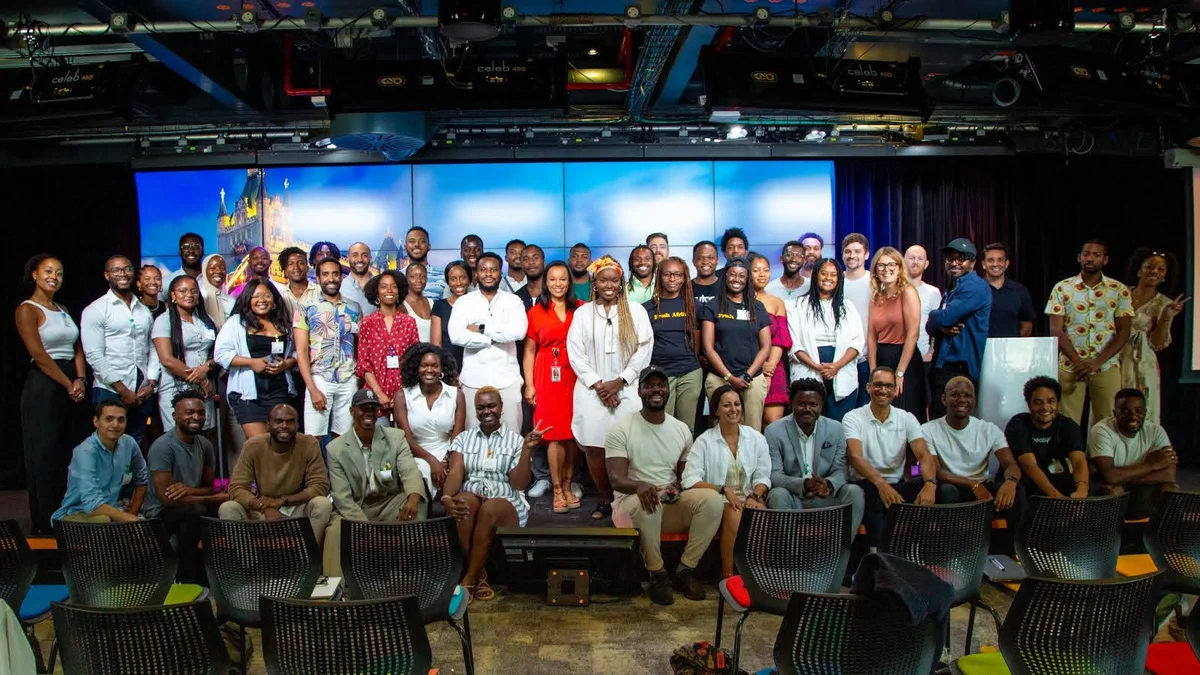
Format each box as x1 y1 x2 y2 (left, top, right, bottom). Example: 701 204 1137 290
323 388 428 575
764 378 864 534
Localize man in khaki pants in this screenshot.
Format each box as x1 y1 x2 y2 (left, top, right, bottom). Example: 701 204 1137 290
1046 240 1133 427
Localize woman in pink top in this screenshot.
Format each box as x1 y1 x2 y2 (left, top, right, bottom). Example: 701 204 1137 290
867 246 926 422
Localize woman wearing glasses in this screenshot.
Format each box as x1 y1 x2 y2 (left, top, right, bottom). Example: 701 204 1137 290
152 275 220 432
866 246 926 422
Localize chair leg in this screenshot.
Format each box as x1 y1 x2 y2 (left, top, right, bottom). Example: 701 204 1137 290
964 602 978 654
715 594 725 648
24 625 45 674
240 623 247 674
731 611 751 675
449 613 475 675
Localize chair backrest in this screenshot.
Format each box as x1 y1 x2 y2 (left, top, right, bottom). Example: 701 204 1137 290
341 517 464 622
200 516 321 626
55 518 177 607
1014 494 1127 580
1145 490 1200 593
999 574 1159 675
52 599 230 675
773 591 940 675
0 520 35 616
261 595 433 675
880 500 994 606
734 504 853 615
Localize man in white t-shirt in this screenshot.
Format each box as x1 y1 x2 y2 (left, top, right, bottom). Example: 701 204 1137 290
904 245 943 363
1089 388 1177 518
841 233 872 406
923 377 1024 525
844 366 936 547
606 366 723 606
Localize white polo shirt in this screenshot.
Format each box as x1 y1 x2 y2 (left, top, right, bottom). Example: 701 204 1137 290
844 403 924 483
1088 417 1171 468
922 416 1007 482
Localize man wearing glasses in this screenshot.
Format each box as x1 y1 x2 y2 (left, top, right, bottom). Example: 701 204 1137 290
161 233 205 301
81 255 158 445
926 238 992 419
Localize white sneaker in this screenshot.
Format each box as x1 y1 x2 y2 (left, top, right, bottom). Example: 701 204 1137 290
527 479 551 498
570 482 583 499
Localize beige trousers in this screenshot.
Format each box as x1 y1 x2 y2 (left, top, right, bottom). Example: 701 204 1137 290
616 488 723 573
704 373 770 430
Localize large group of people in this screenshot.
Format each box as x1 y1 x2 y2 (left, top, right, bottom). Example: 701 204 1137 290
16 227 1185 604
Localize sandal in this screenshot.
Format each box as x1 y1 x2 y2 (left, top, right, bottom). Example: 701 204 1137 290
553 488 569 514
591 501 612 521
565 488 581 510
472 577 496 601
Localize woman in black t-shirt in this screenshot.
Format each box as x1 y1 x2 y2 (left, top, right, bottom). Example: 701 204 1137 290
644 256 703 433
1005 376 1090 498
430 260 472 380
700 257 772 430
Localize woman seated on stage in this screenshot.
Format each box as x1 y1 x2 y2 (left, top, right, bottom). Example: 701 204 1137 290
395 343 466 501
682 384 772 579
441 387 544 601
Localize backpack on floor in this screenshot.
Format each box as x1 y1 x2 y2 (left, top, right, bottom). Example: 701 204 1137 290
669 641 748 675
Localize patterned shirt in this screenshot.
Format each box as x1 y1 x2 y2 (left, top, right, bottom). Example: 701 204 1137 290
356 310 420 403
450 425 529 526
295 295 363 383
1045 275 1133 372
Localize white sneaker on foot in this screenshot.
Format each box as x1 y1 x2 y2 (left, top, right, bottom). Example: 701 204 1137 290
527 479 551 498
570 482 583 499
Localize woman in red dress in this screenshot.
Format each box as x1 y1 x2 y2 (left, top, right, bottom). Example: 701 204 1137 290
523 261 584 514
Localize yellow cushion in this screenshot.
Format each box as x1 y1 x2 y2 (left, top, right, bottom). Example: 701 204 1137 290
1117 554 1159 577
164 584 204 605
956 651 1011 675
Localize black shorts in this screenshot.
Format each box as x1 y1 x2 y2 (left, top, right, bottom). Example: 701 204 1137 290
228 392 295 424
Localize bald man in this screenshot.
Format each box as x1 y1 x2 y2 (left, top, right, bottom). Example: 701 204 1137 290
921 377 1024 525
341 241 377 317
904 245 942 363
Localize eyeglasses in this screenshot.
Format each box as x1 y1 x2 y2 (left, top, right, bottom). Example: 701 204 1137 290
661 271 686 279
875 262 899 271
180 243 203 251
870 381 897 390
106 266 134 275
173 288 199 297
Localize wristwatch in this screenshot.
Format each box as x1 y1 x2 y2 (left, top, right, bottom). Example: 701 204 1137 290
722 373 732 383
896 370 905 378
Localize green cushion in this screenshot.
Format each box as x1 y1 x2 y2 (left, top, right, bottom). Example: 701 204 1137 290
956 651 1011 675
164 584 204 605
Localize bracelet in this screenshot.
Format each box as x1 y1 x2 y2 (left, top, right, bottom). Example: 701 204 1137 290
1006 475 1020 483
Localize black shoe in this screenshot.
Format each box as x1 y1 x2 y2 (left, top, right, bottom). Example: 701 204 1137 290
673 565 706 601
648 571 674 605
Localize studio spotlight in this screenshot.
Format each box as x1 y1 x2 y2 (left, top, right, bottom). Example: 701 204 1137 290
1115 12 1135 32
751 7 770 25
237 10 261 33
109 12 130 34
440 0 502 41
726 125 748 140
370 7 389 29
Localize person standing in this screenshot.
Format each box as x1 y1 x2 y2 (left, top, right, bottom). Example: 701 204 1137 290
647 233 671 265
430 261 472 373
691 241 721 306
17 253 86 534
568 243 593 301
981 243 1035 338
394 344 466 500
644 257 703 433
764 240 809 303
927 238 991 420
841 234 872 405
137 266 165 320
200 254 235 327
162 233 206 300
357 270 420 424
295 257 363 441
273 247 320 320
903 245 942 364
788 259 864 422
1046 239 1132 427
514 245 546 312
341 242 377 318
400 226 446 300
749 252 792 429
568 256 655 521
700 258 772 430
229 246 273 298
403 263 433 343
626 245 656 304
523 261 583 513
152 275 218 433
1121 249 1188 424
719 227 749 262
500 239 527 294
81 255 157 445
442 235 483 299
866 247 926 422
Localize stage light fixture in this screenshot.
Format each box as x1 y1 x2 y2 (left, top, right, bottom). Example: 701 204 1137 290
726 125 748 140
816 7 835 26
752 7 770 24
1115 12 1135 32
878 8 895 26
304 8 324 28
440 0 502 41
1008 0 1073 46
370 7 389 28
109 12 130 34
501 6 518 23
624 5 641 20
237 10 261 33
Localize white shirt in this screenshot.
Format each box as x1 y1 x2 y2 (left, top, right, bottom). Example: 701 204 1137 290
844 404 924 483
81 289 155 393
842 273 872 362
766 276 810 303
500 275 527 294
403 384 459 461
787 298 865 401
922 416 1006 482
796 420 817 476
353 431 380 497
682 425 773 494
912 280 943 358
447 289 528 389
1088 417 1171 468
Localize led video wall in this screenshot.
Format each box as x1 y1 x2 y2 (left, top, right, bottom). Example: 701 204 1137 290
137 160 835 286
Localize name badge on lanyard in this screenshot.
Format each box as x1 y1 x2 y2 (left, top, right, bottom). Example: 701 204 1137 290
271 340 285 355
550 347 562 383
386 355 400 369
736 308 749 321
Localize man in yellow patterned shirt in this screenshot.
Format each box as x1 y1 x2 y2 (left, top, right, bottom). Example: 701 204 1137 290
1045 240 1133 428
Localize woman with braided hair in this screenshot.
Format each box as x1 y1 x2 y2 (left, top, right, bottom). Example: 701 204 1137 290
567 255 654 521
700 256 772 429
644 256 702 434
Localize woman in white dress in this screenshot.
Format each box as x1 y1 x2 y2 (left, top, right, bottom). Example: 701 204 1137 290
567 256 654 521
1122 249 1189 423
152 275 219 432
404 262 433 343
395 343 466 499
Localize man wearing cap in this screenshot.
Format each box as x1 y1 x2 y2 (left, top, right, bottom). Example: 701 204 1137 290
606 366 723 606
926 238 992 419
323 389 427 575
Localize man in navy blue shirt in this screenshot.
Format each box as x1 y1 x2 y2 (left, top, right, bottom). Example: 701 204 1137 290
981 243 1035 338
927 239 992 419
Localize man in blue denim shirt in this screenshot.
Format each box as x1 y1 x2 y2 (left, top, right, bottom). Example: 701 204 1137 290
927 238 992 419
52 400 148 525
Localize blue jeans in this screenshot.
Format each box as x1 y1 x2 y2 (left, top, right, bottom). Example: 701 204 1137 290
92 386 156 447
855 360 870 406
817 346 859 422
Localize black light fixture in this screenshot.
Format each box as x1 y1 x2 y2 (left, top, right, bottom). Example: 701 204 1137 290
370 7 389 29
109 12 130 34
1009 0 1073 46
439 0 502 41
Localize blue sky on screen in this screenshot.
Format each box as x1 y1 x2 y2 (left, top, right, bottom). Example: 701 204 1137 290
269 164 412 252
136 169 248 257
413 163 565 250
565 161 714 248
714 160 835 256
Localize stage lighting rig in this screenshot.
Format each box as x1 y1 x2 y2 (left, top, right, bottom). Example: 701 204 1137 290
109 12 130 34
440 0 502 41
370 7 389 29
237 10 262 34
1115 12 1136 33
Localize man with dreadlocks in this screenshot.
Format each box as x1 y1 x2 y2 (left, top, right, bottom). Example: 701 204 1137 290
644 256 702 434
567 255 654 521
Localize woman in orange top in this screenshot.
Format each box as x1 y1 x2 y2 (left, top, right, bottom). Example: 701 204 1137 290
867 246 927 422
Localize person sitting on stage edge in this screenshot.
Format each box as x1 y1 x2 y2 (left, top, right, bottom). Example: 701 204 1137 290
1005 376 1089 499
606 366 723 606
440 387 540 601
922 377 1024 526
764 378 864 536
683 384 772 579
323 388 427 576
220 404 333 545
52 400 148 523
1088 387 1178 519
844 366 936 548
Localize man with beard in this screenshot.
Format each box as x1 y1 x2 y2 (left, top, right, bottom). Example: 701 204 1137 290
691 241 720 306
295 258 363 440
275 246 320 318
981 243 1034 338
765 240 809 303
400 226 445 300
144 391 228 581
606 366 721 605
720 227 749 262
1088 388 1176 517
514 245 546 312
841 234 872 406
927 239 992 419
647 233 670 265
341 242 377 318
220 404 333 545
441 234 483 299
1047 240 1132 428
449 252 529 430
231 246 273 298
162 233 205 301
81 255 157 444
626 245 656 304
903 245 942 363
500 239 527 294
569 242 593 301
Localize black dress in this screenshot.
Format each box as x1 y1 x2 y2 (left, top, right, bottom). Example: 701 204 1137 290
431 298 465 372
